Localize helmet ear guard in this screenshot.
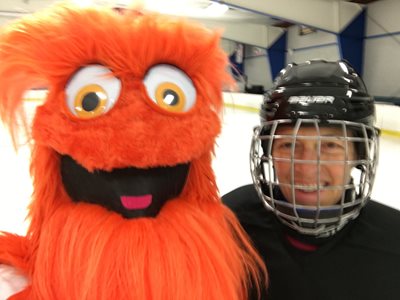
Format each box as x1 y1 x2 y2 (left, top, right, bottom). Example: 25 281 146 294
251 60 380 237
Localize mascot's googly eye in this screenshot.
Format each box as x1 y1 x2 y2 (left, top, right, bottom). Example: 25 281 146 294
144 64 196 113
66 65 121 119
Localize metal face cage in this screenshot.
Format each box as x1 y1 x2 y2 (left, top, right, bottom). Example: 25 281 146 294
250 119 380 237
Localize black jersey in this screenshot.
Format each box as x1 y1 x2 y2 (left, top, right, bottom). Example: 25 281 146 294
223 184 400 300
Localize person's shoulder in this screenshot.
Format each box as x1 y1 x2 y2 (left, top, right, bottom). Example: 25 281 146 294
222 184 278 228
222 185 282 253
349 200 400 255
222 184 261 212
362 200 400 227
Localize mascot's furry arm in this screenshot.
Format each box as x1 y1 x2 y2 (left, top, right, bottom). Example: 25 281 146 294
0 4 266 300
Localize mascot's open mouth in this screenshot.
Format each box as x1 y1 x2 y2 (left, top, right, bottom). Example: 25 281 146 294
60 155 190 219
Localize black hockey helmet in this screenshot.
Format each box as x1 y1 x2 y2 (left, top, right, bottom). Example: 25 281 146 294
260 60 375 127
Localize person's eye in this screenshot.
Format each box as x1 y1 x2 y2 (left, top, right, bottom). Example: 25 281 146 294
280 142 293 149
321 141 345 153
274 140 293 152
273 140 296 158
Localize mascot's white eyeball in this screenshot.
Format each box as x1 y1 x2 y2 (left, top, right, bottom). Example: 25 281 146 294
65 65 121 119
144 64 196 113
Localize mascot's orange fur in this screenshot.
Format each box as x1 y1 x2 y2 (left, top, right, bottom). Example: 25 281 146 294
0 4 266 300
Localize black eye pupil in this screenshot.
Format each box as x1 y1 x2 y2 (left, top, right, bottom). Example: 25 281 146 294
82 92 100 112
163 89 179 106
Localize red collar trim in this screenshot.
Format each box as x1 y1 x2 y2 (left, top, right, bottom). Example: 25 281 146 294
285 235 318 251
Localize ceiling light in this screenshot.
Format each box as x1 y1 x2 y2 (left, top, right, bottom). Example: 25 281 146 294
205 2 228 17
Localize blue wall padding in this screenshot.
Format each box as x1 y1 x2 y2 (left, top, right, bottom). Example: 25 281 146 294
338 9 366 75
267 31 287 79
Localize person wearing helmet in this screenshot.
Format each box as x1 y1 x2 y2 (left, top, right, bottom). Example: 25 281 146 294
223 60 400 300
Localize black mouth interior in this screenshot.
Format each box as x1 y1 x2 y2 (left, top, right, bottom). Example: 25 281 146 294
60 155 190 219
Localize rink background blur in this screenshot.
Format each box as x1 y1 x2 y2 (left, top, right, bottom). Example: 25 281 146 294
0 96 399 235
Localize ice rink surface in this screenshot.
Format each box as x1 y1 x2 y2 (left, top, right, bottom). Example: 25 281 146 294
0 104 399 235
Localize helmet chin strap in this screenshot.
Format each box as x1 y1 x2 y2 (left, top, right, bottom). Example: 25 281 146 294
266 185 359 237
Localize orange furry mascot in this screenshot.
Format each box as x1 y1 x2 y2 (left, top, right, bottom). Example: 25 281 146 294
0 4 266 300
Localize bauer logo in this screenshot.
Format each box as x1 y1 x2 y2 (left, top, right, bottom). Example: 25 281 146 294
288 96 335 104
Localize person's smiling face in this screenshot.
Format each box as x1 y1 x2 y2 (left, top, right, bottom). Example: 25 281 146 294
272 125 356 206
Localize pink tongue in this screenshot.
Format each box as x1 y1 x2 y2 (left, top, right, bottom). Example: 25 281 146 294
120 195 152 210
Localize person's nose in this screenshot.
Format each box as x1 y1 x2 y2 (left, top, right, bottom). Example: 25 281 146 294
294 142 319 174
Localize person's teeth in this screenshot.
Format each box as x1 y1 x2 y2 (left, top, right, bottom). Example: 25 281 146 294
297 185 319 192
